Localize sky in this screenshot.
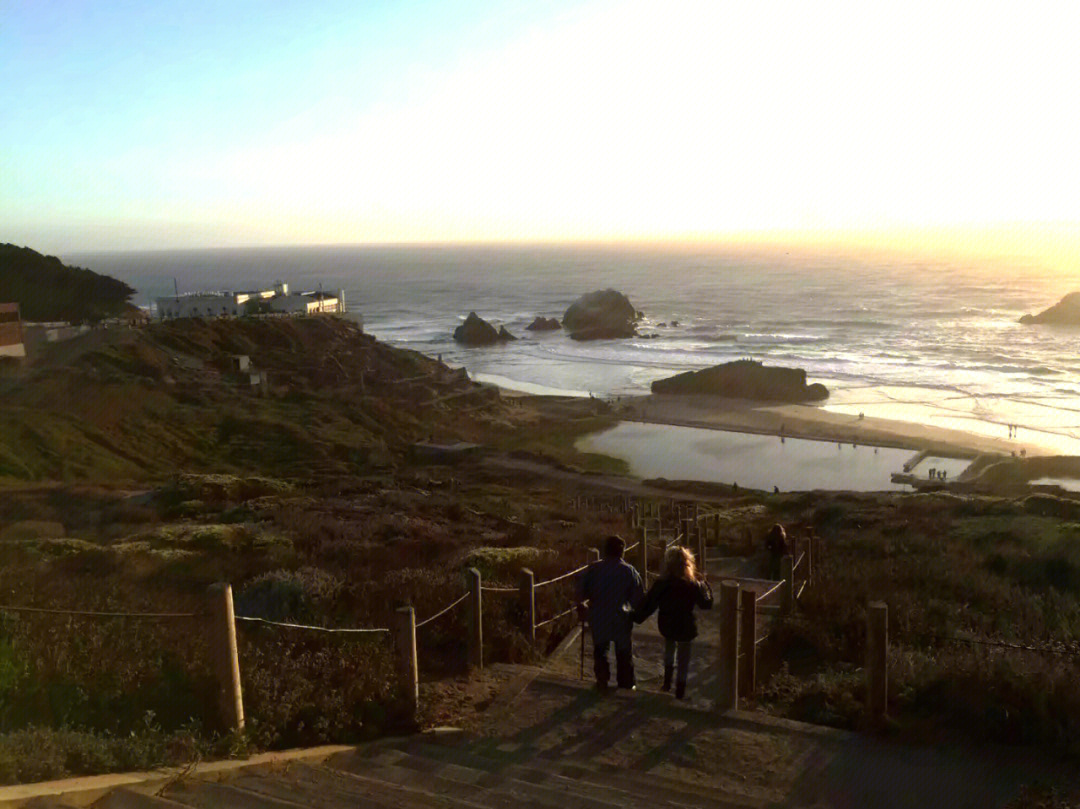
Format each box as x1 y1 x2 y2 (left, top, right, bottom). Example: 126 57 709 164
2 0 1078 263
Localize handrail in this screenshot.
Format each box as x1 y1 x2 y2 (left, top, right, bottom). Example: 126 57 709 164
757 580 785 601
535 564 589 588
0 604 197 619
534 605 577 628
416 593 469 628
234 615 389 634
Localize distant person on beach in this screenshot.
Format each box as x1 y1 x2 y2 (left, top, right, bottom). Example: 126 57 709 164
578 535 644 693
765 524 788 579
633 547 712 699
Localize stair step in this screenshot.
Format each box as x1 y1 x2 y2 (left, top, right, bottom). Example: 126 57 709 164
395 739 765 809
335 749 618 809
379 748 701 809
221 764 474 809
93 787 191 808
162 779 308 808
289 761 496 809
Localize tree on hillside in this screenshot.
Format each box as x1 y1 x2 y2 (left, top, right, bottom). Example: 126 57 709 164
0 243 136 323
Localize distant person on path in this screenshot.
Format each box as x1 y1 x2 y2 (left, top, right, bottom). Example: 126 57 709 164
578 535 644 693
765 523 789 580
633 547 712 699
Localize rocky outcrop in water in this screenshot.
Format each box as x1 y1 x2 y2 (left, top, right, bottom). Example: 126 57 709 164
497 325 517 341
453 312 508 346
651 359 829 401
562 289 640 340
1020 292 1080 325
525 316 561 331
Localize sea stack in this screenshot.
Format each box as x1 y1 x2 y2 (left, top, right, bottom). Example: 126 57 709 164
453 312 515 345
562 289 640 340
651 359 829 402
525 316 561 331
1020 292 1080 325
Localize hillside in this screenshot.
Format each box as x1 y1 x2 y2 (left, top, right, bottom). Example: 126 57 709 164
0 243 135 323
0 316 524 482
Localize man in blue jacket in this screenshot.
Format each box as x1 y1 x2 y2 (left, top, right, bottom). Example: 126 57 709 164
578 535 644 692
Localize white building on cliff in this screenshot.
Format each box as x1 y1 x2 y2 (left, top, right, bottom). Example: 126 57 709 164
155 282 346 319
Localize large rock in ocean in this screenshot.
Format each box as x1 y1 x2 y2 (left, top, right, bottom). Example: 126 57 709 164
453 312 512 346
562 289 640 340
1020 292 1080 325
525 316 561 331
651 359 829 402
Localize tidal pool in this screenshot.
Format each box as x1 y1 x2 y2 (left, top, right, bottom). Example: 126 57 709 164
576 422 918 492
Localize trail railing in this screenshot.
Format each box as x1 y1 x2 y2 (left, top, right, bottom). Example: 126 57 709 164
1 496 824 735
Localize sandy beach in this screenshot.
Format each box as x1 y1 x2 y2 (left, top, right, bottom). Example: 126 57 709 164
616 393 1046 458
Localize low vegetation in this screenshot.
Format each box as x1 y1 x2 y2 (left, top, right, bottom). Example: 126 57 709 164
760 492 1080 754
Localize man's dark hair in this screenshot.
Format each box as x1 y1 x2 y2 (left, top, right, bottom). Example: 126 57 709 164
603 535 625 559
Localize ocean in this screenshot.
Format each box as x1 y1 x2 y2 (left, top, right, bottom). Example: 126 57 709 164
71 243 1080 455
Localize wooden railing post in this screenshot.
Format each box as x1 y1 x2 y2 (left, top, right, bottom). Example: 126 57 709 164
805 538 814 585
206 583 244 733
717 581 740 712
739 589 757 698
697 526 706 573
394 605 418 723
519 568 535 642
467 567 483 669
867 602 888 727
781 555 794 615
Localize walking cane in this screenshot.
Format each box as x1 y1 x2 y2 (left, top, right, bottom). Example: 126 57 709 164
579 616 586 680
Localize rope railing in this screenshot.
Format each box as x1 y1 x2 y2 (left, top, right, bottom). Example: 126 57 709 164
534 605 577 628
796 581 807 600
758 580 784 601
896 631 1080 660
416 593 469 629
234 615 390 634
534 563 589 588
0 604 197 619
480 584 518 593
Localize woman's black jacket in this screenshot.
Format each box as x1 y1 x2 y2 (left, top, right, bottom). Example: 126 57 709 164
632 577 713 642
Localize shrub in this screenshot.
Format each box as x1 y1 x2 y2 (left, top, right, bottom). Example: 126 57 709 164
236 567 343 623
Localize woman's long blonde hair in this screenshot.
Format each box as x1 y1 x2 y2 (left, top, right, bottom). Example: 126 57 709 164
661 546 697 582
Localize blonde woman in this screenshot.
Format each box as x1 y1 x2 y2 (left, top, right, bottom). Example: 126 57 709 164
632 546 712 699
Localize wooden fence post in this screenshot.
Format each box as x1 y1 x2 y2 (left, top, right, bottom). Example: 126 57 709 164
781 555 794 615
206 583 244 733
394 605 418 722
739 589 757 698
519 568 535 642
717 581 740 712
467 567 483 669
805 537 814 585
867 602 888 726
697 524 706 572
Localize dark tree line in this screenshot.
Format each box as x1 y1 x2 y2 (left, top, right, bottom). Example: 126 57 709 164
0 243 135 323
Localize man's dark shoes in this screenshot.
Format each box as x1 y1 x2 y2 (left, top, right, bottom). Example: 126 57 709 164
662 666 673 692
596 682 611 695
675 681 687 700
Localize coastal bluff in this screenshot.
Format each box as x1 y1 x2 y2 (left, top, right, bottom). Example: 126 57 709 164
651 359 829 401
1020 292 1080 325
562 289 640 340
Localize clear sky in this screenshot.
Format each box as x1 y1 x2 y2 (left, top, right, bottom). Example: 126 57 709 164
2 0 1078 262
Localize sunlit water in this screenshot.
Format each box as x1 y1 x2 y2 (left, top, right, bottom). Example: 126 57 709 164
75 243 1080 454
576 422 918 492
